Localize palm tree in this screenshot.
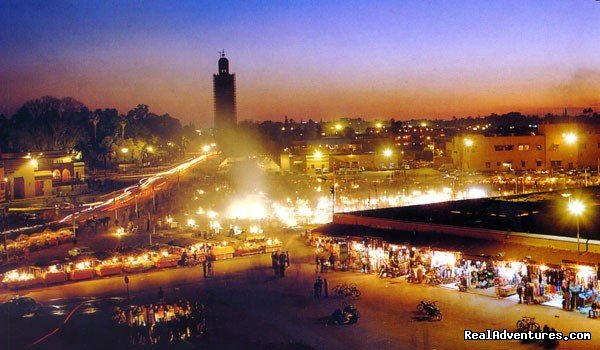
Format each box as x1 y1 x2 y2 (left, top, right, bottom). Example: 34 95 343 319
119 117 127 139
90 112 100 142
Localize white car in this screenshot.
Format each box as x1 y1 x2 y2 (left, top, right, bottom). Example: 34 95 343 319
68 247 93 257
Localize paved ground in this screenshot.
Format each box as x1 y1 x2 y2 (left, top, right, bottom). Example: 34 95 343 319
1 233 598 350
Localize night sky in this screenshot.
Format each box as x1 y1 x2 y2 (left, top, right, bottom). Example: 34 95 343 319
1 0 599 126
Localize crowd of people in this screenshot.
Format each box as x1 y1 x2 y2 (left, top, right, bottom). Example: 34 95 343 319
112 299 206 347
271 251 290 277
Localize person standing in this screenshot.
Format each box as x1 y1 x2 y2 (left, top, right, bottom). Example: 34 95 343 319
207 260 213 277
315 255 320 273
324 278 329 298
202 260 207 278
285 251 290 267
328 253 336 272
516 283 524 304
158 287 164 303
279 252 287 277
316 276 323 298
273 252 280 277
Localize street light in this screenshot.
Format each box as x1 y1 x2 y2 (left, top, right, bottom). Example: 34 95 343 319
313 150 323 159
462 138 473 171
562 132 579 171
502 163 518 194
563 132 577 145
121 148 129 154
568 200 585 255
383 149 392 158
202 145 211 153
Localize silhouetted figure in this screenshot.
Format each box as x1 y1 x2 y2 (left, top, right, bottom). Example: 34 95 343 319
314 276 323 298
158 287 164 302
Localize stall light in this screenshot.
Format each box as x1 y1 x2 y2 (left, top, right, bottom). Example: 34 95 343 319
161 251 169 257
187 218 196 227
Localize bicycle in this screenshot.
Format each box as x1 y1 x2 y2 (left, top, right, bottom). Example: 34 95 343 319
331 283 361 298
516 316 540 332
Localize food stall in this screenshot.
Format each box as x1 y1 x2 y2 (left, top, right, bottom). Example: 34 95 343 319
123 252 154 273
42 264 68 284
264 238 282 253
68 260 96 281
2 267 43 289
187 243 207 263
235 241 263 256
154 250 180 268
95 257 123 276
211 242 235 260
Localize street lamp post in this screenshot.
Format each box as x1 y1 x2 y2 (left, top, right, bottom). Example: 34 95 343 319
568 200 585 255
502 163 518 194
462 138 473 172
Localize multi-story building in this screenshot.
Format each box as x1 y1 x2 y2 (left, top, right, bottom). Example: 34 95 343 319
280 137 401 174
1 151 85 201
447 123 600 172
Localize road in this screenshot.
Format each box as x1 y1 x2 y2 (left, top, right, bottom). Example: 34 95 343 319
59 153 217 225
1 233 597 350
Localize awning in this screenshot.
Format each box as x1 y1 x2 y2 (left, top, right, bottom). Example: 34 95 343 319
313 223 600 266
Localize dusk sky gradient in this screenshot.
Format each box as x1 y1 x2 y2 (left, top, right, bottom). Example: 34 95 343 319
1 0 599 126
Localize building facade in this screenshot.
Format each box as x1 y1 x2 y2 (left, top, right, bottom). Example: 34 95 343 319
0 164 6 208
213 51 237 132
448 123 600 172
1 151 85 201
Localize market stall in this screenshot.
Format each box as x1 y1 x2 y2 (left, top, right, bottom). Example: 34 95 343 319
68 259 96 281
264 238 282 253
211 243 235 260
123 252 154 273
42 264 68 284
95 257 123 276
154 250 181 268
2 267 43 289
185 243 207 264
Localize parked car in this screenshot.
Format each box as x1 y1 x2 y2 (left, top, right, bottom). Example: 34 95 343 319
68 246 94 257
0 296 40 318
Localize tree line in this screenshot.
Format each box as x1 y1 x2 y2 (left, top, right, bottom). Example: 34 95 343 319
0 96 199 169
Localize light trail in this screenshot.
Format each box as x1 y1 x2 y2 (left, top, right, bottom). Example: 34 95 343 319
50 153 214 225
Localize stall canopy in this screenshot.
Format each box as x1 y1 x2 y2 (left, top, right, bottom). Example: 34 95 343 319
313 223 600 266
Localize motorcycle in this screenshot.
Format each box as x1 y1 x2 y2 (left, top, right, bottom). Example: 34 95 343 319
326 304 360 326
417 300 437 312
417 300 442 321
538 325 559 348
